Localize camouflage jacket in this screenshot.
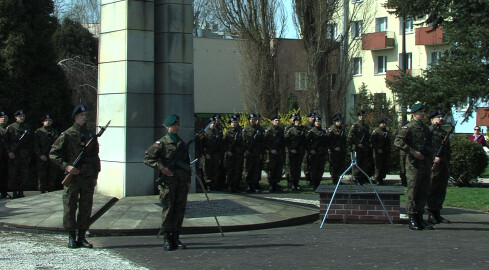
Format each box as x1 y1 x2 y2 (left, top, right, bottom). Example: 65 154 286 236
347 120 371 151
34 126 59 158
223 126 244 154
264 124 285 153
306 126 328 155
144 133 190 175
202 127 223 157
371 127 391 152
394 120 433 167
49 122 100 176
5 122 32 157
430 124 450 162
242 125 265 156
285 125 306 153
328 125 346 152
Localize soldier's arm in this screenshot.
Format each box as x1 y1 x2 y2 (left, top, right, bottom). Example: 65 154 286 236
347 125 357 150
394 126 416 155
49 132 69 171
144 141 165 171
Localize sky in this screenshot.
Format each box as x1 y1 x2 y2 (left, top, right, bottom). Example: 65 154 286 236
281 0 299 39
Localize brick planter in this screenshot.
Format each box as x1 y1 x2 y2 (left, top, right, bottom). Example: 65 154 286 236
316 185 404 223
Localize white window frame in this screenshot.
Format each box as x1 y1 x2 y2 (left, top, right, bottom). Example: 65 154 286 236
375 17 388 32
399 52 412 70
352 57 362 76
376 56 387 74
429 51 442 66
327 23 338 40
352 20 363 39
295 72 308 90
402 17 414 33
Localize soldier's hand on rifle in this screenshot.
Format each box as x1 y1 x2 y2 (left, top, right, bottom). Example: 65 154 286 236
65 165 80 175
205 154 211 160
413 151 425 160
8 152 15 159
226 151 233 157
271 149 278 155
335 147 341 152
161 167 173 177
40 155 48 162
434 157 441 164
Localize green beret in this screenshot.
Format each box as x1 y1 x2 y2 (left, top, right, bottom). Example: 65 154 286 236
164 114 179 126
410 103 424 113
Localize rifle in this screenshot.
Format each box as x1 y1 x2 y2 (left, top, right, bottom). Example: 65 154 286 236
432 122 457 171
61 120 111 187
247 129 262 153
228 128 242 153
11 130 29 154
410 131 433 167
156 122 211 186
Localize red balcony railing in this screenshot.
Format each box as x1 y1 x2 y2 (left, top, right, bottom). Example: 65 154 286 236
415 26 445 46
362 31 395 50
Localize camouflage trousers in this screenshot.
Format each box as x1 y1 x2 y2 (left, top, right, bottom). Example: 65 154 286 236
63 174 96 231
329 151 346 184
37 159 59 192
288 152 304 183
374 152 390 182
8 156 30 191
159 169 189 232
309 153 326 188
427 164 449 211
405 163 431 215
225 153 244 189
267 151 284 184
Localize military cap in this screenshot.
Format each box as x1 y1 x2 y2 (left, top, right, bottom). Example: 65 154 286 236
307 112 317 117
0 111 6 117
232 114 240 119
357 110 366 116
290 113 298 120
228 117 238 124
410 103 424 113
213 114 221 119
41 114 52 122
208 117 216 122
378 117 387 124
429 110 443 120
314 116 322 121
72 105 87 119
332 113 342 121
164 114 179 126
256 114 261 119
14 109 25 116
294 116 302 122
270 114 280 120
248 113 257 119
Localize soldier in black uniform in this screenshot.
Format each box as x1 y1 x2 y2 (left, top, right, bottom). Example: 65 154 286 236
264 114 285 192
371 118 391 185
201 117 223 191
34 115 59 193
213 114 227 190
284 113 298 186
304 112 316 186
243 114 265 193
328 114 346 185
223 116 244 193
0 111 10 199
347 110 373 185
306 116 328 189
285 116 306 190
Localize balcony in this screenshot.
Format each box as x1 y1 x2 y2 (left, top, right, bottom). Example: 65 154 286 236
415 26 445 45
362 31 395 50
385 69 423 87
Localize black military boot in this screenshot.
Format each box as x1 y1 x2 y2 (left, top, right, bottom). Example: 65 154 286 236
77 230 93 248
174 231 186 249
428 210 440 224
12 191 18 199
408 214 422 230
435 210 451 223
163 231 176 251
292 181 300 191
68 231 78 248
417 214 434 230
19 190 25 198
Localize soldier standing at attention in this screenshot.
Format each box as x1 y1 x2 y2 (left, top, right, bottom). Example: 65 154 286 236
201 117 223 191
0 111 10 199
347 110 373 185
394 103 434 231
34 115 59 193
285 116 306 191
427 110 451 225
223 116 244 193
304 112 316 186
144 114 190 251
371 118 391 185
243 113 264 193
212 114 227 190
264 114 285 192
5 110 32 199
50 105 101 248
305 116 328 189
328 114 346 185
284 113 298 186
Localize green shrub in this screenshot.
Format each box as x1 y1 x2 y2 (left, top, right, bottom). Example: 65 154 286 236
450 134 488 186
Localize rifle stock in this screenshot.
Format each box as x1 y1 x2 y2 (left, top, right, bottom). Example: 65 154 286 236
61 171 75 186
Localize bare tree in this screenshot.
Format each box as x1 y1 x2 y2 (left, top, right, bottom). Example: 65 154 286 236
293 0 374 125
54 0 100 24
58 56 98 111
212 0 287 116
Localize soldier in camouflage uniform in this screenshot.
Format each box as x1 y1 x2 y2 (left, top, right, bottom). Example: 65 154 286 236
5 110 33 199
256 114 267 190
427 110 451 224
144 114 190 251
243 113 265 193
284 113 298 186
50 105 101 248
304 112 316 186
34 115 59 193
201 117 223 191
394 103 434 231
264 114 285 192
371 118 391 185
285 116 306 190
347 110 373 185
305 116 328 189
0 111 10 199
328 114 346 185
223 116 244 193
212 114 227 190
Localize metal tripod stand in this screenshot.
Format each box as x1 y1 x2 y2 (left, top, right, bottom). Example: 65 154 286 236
320 152 393 228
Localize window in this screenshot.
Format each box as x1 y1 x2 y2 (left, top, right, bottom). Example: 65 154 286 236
352 20 363 39
429 51 442 66
376 56 387 74
401 17 414 33
327 23 338 40
399 53 412 70
295 72 308 90
352 57 362 75
375 17 387 32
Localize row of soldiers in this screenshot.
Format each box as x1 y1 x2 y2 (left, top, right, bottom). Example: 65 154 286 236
0 110 60 199
198 110 392 193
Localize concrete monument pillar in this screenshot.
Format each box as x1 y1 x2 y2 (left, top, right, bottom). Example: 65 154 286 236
96 0 194 197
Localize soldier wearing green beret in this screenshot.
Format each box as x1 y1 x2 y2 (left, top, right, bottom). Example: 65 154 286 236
50 105 101 248
394 103 434 231
144 114 190 251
